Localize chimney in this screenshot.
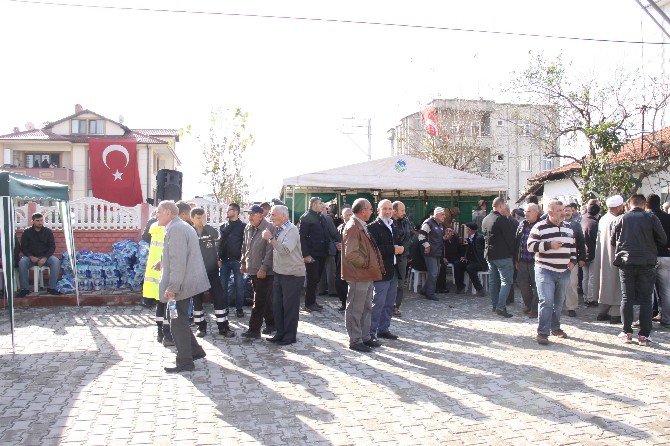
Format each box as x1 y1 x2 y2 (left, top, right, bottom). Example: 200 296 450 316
13 127 20 133
75 104 83 113
25 122 35 131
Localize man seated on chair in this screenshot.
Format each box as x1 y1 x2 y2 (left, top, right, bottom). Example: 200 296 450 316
17 213 62 297
454 223 488 296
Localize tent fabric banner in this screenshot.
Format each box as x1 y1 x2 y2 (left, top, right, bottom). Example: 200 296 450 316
89 138 143 206
0 196 16 352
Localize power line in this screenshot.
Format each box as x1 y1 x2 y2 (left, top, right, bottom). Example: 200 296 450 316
7 0 670 46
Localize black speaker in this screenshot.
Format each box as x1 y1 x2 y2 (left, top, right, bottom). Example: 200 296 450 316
156 169 183 201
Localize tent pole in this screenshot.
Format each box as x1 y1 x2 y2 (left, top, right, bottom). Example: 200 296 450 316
291 186 295 223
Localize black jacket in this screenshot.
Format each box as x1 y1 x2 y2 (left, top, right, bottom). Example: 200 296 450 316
197 225 220 273
481 211 516 260
650 208 670 257
141 218 158 243
392 216 414 259
20 226 56 258
218 219 245 260
611 208 667 267
367 217 396 281
464 233 487 268
299 210 337 258
567 218 587 262
581 214 599 262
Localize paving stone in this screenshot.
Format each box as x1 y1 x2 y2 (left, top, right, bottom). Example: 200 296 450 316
1 295 668 444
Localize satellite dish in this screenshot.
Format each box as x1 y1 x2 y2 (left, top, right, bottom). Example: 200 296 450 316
119 115 125 124
25 122 35 130
75 104 83 113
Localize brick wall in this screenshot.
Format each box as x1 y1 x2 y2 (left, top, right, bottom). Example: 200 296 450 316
17 229 142 255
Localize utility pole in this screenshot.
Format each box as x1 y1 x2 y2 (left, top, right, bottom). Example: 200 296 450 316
341 117 372 161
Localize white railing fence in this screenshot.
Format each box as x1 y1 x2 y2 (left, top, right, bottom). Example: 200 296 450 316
14 197 231 230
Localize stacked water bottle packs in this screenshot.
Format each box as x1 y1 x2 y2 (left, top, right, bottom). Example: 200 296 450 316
54 239 151 293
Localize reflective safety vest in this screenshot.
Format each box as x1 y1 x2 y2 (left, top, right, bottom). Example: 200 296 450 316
142 222 165 300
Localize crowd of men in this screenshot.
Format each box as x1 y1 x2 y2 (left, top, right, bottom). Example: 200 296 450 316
141 190 670 372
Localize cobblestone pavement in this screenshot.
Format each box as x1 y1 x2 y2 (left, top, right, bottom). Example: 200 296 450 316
1 291 669 445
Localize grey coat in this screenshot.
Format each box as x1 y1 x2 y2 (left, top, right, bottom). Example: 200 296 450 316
159 217 210 303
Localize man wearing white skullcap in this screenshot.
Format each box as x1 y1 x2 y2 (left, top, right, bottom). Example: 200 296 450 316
589 195 625 323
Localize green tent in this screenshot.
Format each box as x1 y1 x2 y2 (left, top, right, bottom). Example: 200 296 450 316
0 170 78 353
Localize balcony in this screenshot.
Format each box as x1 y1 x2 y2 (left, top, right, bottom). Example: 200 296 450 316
2 167 75 185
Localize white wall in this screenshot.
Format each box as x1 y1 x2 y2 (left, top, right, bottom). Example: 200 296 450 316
543 178 580 205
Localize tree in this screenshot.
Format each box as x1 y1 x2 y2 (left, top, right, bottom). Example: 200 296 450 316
188 108 254 204
510 54 670 203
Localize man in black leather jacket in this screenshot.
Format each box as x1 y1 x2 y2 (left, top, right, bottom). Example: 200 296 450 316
392 201 414 317
454 223 487 296
611 194 667 345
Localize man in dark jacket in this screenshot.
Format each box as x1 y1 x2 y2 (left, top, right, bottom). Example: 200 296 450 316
392 201 413 317
299 197 338 312
646 194 670 328
367 199 402 342
192 207 234 338
418 207 446 301
514 204 540 316
454 222 487 295
219 203 246 318
335 207 353 312
564 203 587 317
18 213 61 296
481 197 516 317
611 194 667 345
581 201 600 307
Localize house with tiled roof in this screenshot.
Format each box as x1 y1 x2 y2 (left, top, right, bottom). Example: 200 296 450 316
519 126 670 204
0 105 180 202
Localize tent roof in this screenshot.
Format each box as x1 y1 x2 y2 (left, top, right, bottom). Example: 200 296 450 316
282 155 506 193
0 170 70 201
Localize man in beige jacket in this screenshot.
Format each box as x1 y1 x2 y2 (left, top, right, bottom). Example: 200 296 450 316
342 198 384 353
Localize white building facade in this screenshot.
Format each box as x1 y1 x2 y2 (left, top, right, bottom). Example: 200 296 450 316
387 98 559 202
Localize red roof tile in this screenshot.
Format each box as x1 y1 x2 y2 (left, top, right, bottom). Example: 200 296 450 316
528 126 670 183
0 129 168 144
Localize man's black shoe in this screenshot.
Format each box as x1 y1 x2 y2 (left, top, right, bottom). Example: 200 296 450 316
568 310 576 317
304 304 322 312
276 339 296 346
162 337 175 347
349 342 372 352
218 328 235 338
236 309 245 318
157 333 164 343
377 331 399 340
318 291 328 296
192 351 206 361
267 336 282 343
261 325 275 335
195 328 206 338
585 301 599 307
164 363 195 373
425 296 439 301
47 288 63 295
16 289 30 298
495 308 513 318
338 305 346 312
596 314 610 322
610 316 622 324
364 338 382 348
241 330 261 340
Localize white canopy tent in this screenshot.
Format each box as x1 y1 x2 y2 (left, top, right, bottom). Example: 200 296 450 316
282 155 506 194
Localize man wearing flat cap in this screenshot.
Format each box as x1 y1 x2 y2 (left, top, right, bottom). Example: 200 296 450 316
589 195 625 324
240 205 275 340
454 222 487 295
418 207 447 301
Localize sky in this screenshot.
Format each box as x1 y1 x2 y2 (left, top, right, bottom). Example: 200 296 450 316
1 0 669 201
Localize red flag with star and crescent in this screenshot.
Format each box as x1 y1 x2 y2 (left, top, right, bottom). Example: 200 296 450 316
89 138 143 206
421 106 439 137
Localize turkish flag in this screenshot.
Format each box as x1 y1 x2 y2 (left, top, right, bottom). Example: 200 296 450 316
89 138 143 206
421 106 439 137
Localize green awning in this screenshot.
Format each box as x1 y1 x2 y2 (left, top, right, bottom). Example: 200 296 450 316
0 170 70 201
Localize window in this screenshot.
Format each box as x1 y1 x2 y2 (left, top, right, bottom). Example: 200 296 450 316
497 119 504 127
470 122 481 137
71 119 104 134
542 157 553 171
481 113 491 136
520 122 531 136
520 156 532 172
25 153 60 168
